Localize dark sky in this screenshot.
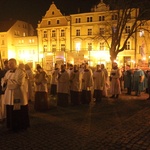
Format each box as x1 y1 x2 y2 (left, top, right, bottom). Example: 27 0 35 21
0 0 99 28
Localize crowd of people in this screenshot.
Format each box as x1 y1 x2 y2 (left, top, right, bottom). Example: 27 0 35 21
0 58 149 132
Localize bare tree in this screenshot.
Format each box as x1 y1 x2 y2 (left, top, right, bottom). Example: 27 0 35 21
99 0 150 62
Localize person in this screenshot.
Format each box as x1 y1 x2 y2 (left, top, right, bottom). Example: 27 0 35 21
109 62 122 99
34 64 49 111
2 58 30 132
145 69 150 100
50 63 59 97
25 64 34 102
57 64 70 107
132 65 145 96
81 63 93 104
93 64 105 102
70 64 82 105
0 60 9 122
123 65 132 95
100 64 109 97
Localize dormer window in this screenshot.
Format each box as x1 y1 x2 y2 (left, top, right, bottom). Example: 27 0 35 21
48 21 51 25
57 20 60 24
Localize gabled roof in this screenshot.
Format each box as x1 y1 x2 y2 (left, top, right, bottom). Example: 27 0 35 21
0 19 17 32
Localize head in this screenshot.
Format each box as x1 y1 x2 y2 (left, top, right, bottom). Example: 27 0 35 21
100 64 105 69
8 58 17 70
25 64 31 70
126 65 130 70
61 64 66 71
96 64 101 70
74 65 78 71
4 60 9 69
36 64 42 71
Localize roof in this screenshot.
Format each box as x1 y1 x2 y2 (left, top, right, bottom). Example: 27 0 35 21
0 19 17 32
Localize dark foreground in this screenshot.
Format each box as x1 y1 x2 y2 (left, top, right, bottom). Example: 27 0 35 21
0 92 150 150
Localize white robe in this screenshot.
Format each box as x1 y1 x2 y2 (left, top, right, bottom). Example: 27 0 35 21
82 69 93 90
93 70 105 90
2 68 28 105
57 71 70 94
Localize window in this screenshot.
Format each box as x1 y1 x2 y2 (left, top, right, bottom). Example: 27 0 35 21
125 41 130 50
76 18 81 23
29 39 35 43
125 26 130 33
43 31 47 38
52 45 56 52
139 30 144 37
23 32 26 37
75 42 81 51
100 28 105 35
99 16 105 21
76 29 80 36
1 40 4 45
52 30 56 37
112 14 118 20
61 30 65 37
88 43 92 51
87 17 92 22
100 42 104 50
61 44 65 51
52 11 54 15
48 21 51 25
57 20 60 24
43 45 47 52
87 29 92 35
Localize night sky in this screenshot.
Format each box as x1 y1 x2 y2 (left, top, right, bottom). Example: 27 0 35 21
0 0 99 28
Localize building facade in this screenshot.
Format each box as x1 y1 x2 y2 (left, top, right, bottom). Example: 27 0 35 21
0 1 150 71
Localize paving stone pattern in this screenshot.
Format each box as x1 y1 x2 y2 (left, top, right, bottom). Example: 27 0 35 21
0 92 150 150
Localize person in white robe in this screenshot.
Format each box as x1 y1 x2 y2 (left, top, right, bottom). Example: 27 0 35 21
50 63 59 97
57 64 70 107
81 63 93 104
2 58 30 131
70 65 82 105
93 65 105 102
109 62 122 99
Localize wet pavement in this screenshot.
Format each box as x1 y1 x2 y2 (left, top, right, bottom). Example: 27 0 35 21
0 91 150 150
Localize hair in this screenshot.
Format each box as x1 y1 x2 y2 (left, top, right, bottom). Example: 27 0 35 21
9 58 17 64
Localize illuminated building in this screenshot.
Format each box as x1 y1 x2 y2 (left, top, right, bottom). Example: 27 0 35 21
0 19 36 68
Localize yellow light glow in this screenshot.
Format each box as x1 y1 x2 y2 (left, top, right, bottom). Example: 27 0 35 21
8 50 16 59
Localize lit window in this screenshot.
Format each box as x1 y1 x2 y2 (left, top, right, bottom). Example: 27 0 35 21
100 28 105 35
61 30 65 37
61 44 65 51
23 32 26 36
43 45 47 52
52 45 56 52
87 29 92 35
76 29 80 36
1 40 4 45
75 42 81 51
125 41 130 50
43 31 47 38
100 42 104 50
139 30 144 37
125 26 130 33
88 43 92 51
52 30 56 37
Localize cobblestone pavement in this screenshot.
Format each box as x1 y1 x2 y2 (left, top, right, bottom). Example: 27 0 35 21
0 92 150 150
